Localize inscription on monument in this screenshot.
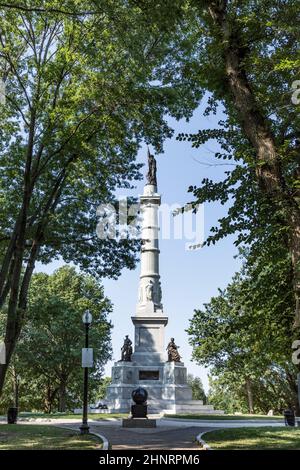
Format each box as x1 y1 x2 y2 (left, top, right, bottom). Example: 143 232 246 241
139 370 159 380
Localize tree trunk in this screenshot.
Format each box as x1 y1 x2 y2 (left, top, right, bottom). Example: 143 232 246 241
0 166 69 397
245 377 254 414
286 369 300 416
0 342 15 395
13 375 19 409
0 304 23 394
297 373 300 417
207 1 300 329
44 380 58 414
58 380 67 413
0 108 37 394
290 214 300 328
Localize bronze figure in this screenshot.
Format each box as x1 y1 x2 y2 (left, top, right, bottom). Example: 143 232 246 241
146 148 157 186
121 335 133 362
167 337 181 362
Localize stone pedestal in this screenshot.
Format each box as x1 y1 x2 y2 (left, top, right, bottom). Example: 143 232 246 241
131 403 147 418
106 360 193 413
131 313 168 365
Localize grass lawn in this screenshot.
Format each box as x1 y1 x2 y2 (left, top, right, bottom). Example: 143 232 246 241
0 424 102 450
17 412 126 421
165 413 283 421
203 427 300 450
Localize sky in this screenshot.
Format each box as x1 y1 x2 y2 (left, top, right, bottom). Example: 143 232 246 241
35 99 242 393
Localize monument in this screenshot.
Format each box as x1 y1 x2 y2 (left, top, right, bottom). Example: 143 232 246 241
106 150 222 414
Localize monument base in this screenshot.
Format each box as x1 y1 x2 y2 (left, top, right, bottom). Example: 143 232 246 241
122 418 157 428
106 360 223 414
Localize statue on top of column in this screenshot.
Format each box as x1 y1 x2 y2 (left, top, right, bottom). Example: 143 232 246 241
146 148 157 187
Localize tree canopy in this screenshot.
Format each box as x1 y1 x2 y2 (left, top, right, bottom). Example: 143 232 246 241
188 239 299 413
0 266 112 413
175 0 300 331
0 0 201 393
187 374 207 403
0 0 299 411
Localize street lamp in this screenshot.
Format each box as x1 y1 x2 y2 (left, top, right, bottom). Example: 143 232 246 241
80 309 93 435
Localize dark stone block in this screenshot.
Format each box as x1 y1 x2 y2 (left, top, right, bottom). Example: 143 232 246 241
131 404 147 418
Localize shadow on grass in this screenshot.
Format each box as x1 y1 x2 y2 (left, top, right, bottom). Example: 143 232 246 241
164 414 283 421
0 424 101 450
203 427 300 450
17 412 126 421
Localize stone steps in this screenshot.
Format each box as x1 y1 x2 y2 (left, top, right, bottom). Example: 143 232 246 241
145 399 224 414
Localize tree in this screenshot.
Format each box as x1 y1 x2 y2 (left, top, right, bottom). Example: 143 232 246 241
0 361 49 414
0 266 112 413
97 377 112 401
187 374 207 403
0 1 201 393
207 375 248 414
187 239 299 414
175 0 300 335
207 365 298 415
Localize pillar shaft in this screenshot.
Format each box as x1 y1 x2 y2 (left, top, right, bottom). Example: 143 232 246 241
132 183 167 363
137 184 162 312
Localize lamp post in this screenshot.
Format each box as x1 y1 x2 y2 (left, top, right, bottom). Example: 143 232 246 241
80 310 92 435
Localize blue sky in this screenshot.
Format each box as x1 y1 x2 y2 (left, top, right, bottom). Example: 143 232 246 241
36 100 241 392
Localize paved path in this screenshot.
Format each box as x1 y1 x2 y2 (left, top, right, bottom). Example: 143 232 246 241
4 416 284 450
44 418 213 450
60 422 213 450
56 417 284 450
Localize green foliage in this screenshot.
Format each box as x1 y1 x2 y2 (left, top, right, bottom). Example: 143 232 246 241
0 266 112 413
0 0 203 395
187 373 207 403
0 1 185 276
188 240 298 414
182 0 300 408
207 376 248 415
173 0 300 327
96 376 112 401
